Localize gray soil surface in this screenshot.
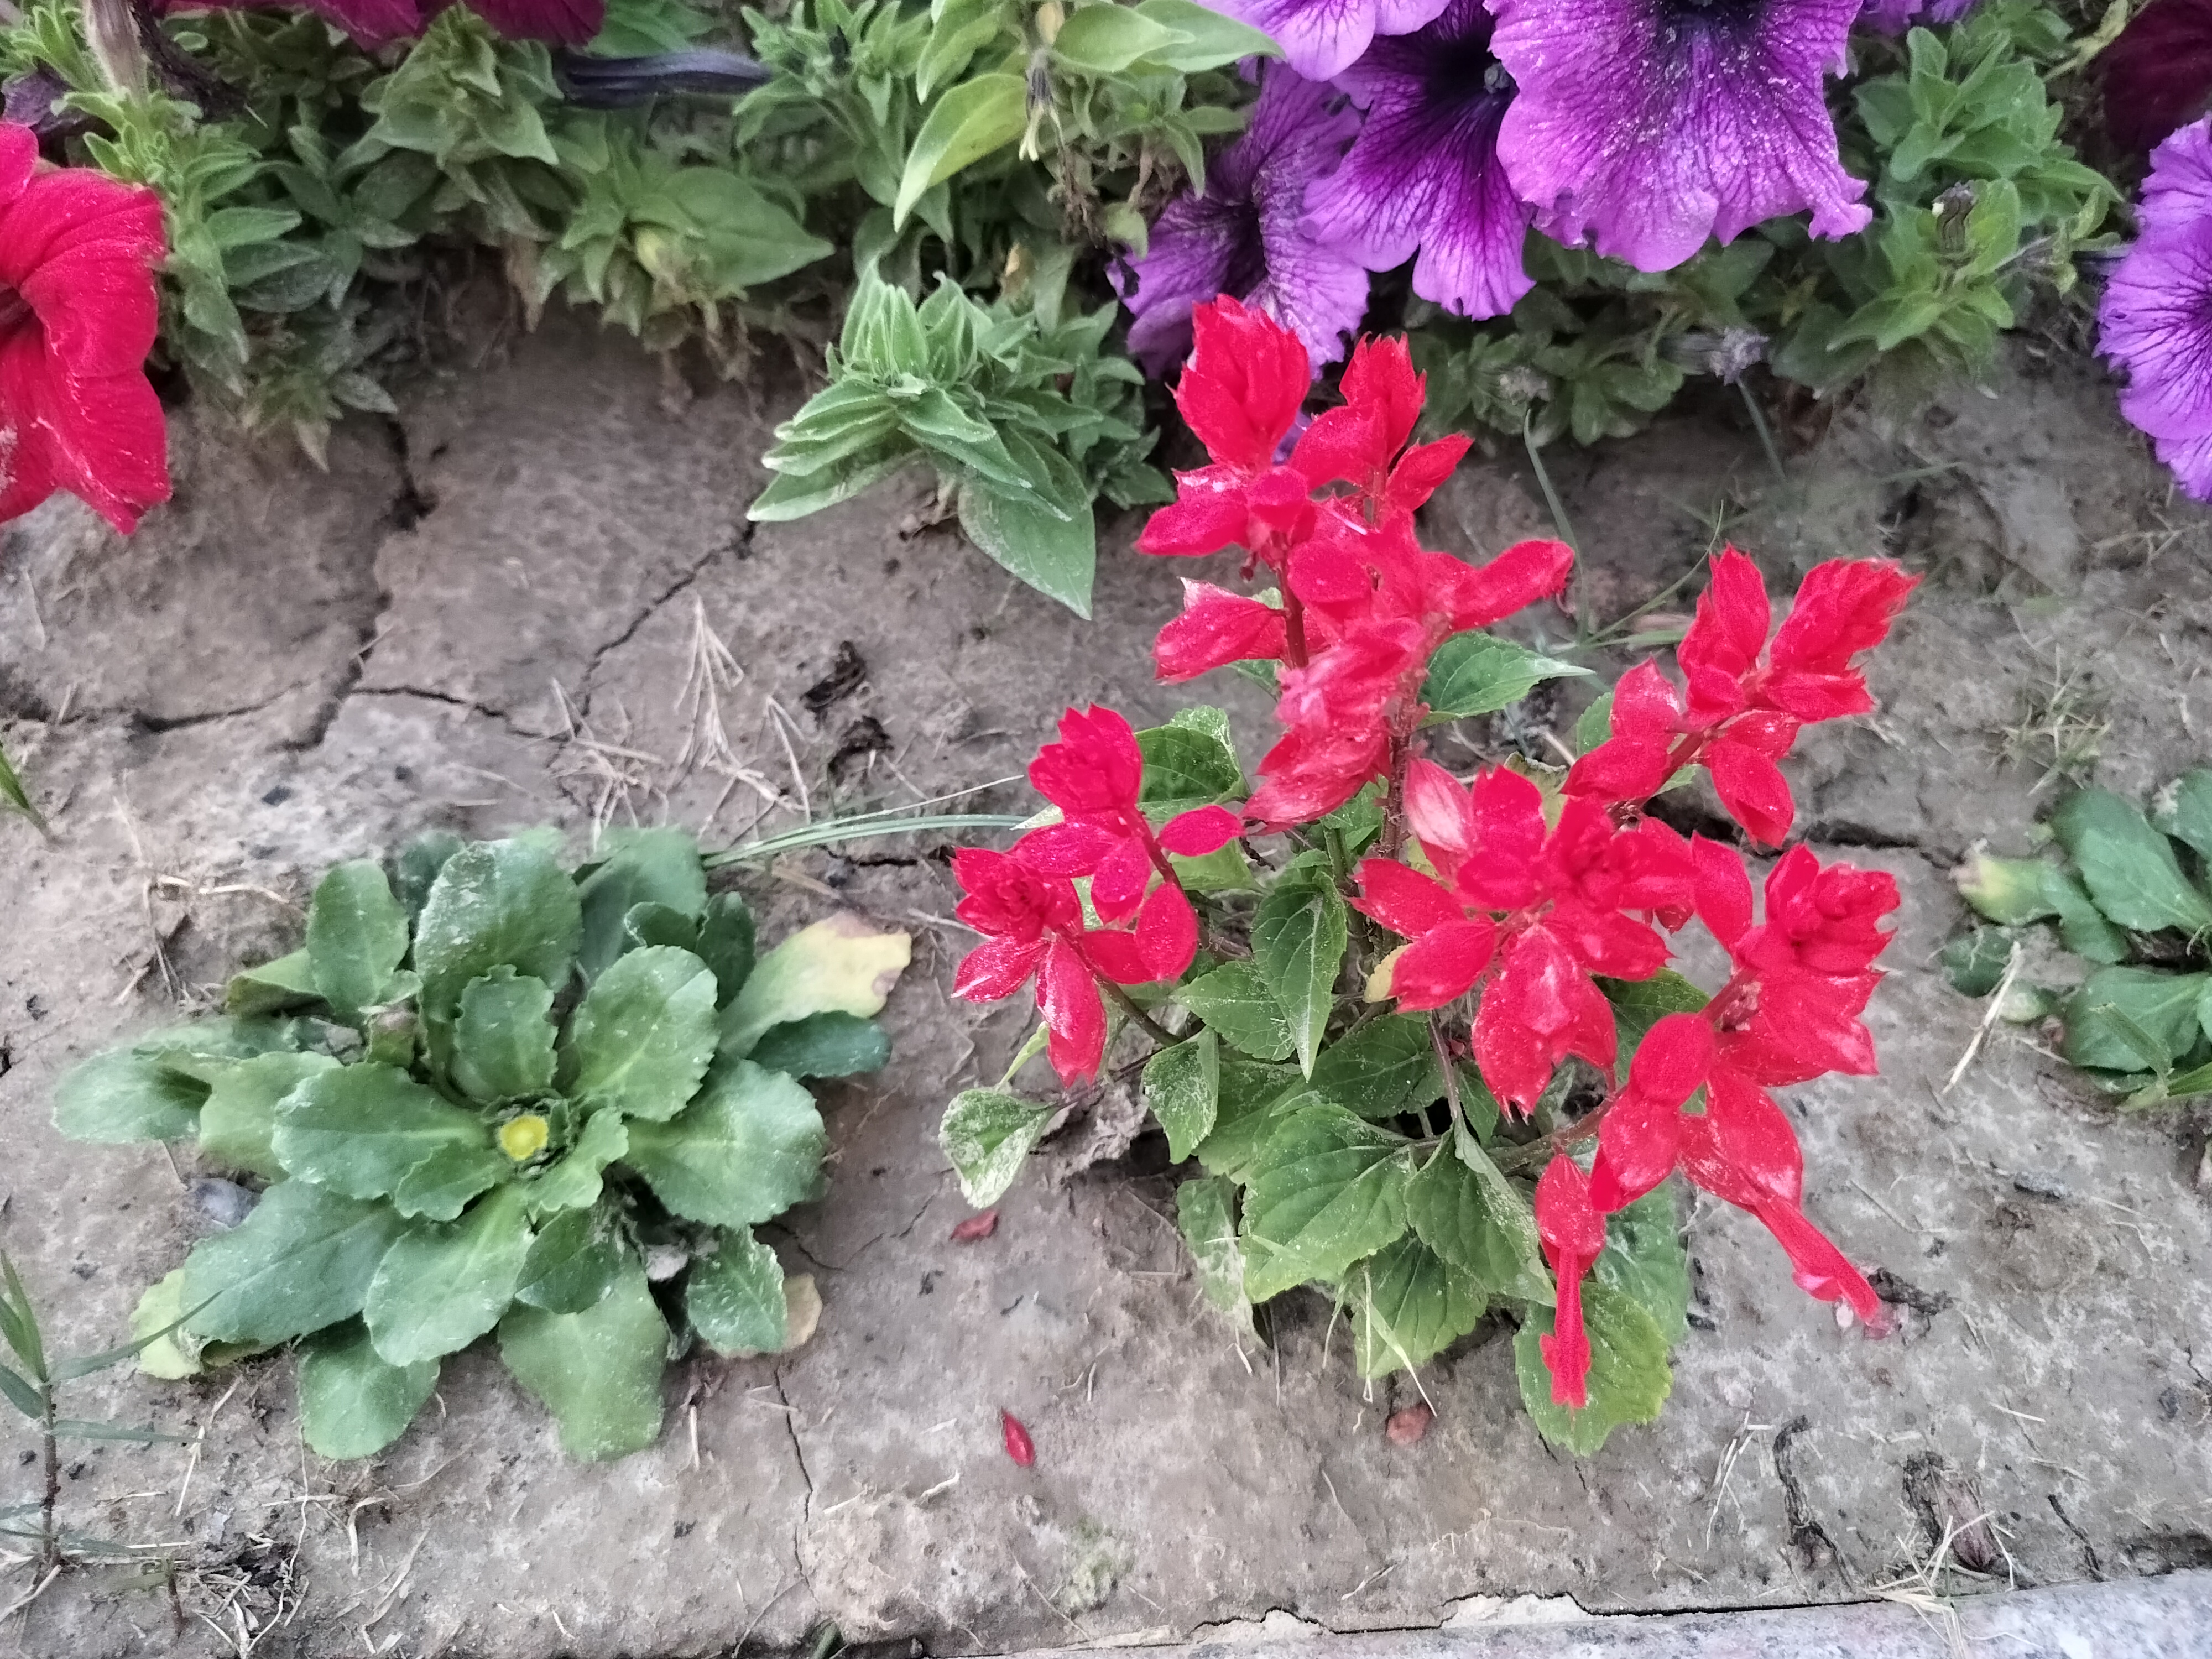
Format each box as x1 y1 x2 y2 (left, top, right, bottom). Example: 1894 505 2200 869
1 314 2210 1657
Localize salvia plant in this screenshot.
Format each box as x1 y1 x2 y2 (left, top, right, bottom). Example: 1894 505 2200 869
54 827 912 1461
0 0 2176 599
938 300 1919 1448
1951 775 2212 1110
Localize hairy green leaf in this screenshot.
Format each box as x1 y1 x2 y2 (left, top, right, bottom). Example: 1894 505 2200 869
567 946 719 1120
498 1260 667 1461
938 1088 1055 1207
307 861 410 1025
623 1058 827 1227
1143 1030 1219 1162
686 1228 787 1354
299 1322 439 1460
182 1181 407 1348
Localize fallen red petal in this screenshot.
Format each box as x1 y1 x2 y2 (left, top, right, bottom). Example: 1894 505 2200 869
1385 1403 1434 1446
1001 1409 1036 1466
950 1211 1000 1243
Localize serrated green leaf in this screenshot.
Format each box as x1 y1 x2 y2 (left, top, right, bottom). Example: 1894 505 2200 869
299 1321 439 1459
307 861 410 1025
748 1013 892 1079
1178 959 1296 1062
226 949 321 1017
1310 1015 1441 1119
199 1052 342 1180
1240 1106 1412 1302
1514 1283 1672 1455
696 893 757 1008
567 946 719 1120
182 1181 408 1348
391 1143 510 1222
686 1228 787 1354
525 1109 630 1214
1405 1128 1554 1305
2051 789 2212 935
415 838 583 1035
1592 1186 1688 1344
938 1088 1054 1207
498 1259 667 1460
514 1209 624 1314
451 968 558 1103
1135 719 1244 807
2153 770 2212 865
273 1064 492 1199
364 1186 533 1366
53 1049 207 1144
2061 967 2210 1072
1174 1173 1253 1331
623 1058 826 1227
1142 1030 1219 1162
1342 1235 1485 1379
1252 867 1348 1077
577 827 706 979
1421 633 1590 723
1189 1057 1302 1178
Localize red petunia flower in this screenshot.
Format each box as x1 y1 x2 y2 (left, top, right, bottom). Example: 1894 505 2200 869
1533 1155 1606 1408
0 122 169 535
1565 549 1917 844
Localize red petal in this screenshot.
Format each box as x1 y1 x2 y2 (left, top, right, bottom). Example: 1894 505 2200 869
1159 804 1243 857
1390 917 1497 1010
1080 926 1152 986
1381 435 1470 515
1352 858 1465 940
1535 1153 1607 1259
1706 739 1795 847
1089 837 1154 923
1338 334 1425 455
1473 927 1615 1110
1038 937 1107 1083
1679 547 1772 682
1588 1086 1683 1214
1448 538 1575 632
1609 660 1685 740
1030 705 1143 816
950 1210 1000 1242
1176 295 1311 472
1757 669 1874 724
1627 1011 1716 1104
953 936 1045 1003
1534 1156 1603 1409
1402 758 1471 873
1011 821 1121 877
1135 882 1199 982
1138 481 1250 557
1754 1202 1891 1332
1766 558 1918 676
1287 401 1387 492
1154 581 1288 681
1564 737 1674 805
1543 900 1671 979
1693 834 1754 947
1000 1408 1036 1466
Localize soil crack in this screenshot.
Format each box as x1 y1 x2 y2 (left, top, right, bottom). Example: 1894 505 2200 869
578 541 724 702
349 685 543 742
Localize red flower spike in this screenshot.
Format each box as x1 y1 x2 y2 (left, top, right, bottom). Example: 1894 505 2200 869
1175 296 1311 473
1287 336 1474 518
1036 935 1108 1082
1157 804 1243 857
950 1211 1000 1243
1154 582 1291 681
1587 1013 1713 1213
1534 1157 1608 1409
0 123 170 535
1001 1410 1036 1466
950 850 1113 1084
1474 927 1618 1111
1692 833 1754 946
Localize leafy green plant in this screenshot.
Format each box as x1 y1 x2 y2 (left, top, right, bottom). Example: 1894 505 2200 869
0 1253 190 1571
0 737 43 832
55 828 911 1461
1952 775 2212 1110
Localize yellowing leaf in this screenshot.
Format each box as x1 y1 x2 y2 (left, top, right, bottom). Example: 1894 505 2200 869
719 914 911 1058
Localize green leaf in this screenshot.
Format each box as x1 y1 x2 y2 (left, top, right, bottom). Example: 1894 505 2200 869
721 916 911 1058
1050 3 1190 73
1941 927 2016 998
1240 1106 1413 1302
1573 693 1614 756
130 1272 204 1381
1136 717 1244 808
954 453 1096 617
1593 1186 1689 1345
2060 967 2211 1072
53 1048 207 1143
1342 1235 1485 1379
226 949 321 1017
415 838 583 1031
199 1052 341 1180
364 1186 534 1366
938 1088 1055 1206
1421 634 1590 723
686 1228 787 1354
307 861 410 1024
696 893 757 1008
498 1259 667 1460
748 1013 892 1079
2051 789 2212 935
1251 865 1348 1077
1310 1016 1441 1119
514 1209 625 1314
1598 972 1711 1084
567 946 719 1120
1178 960 1296 1062
1514 1283 1673 1455
2153 770 2212 865
623 902 699 954
894 73 1026 228
1142 1030 1219 1162
182 1181 408 1347
1405 1129 1554 1305
273 1064 492 1199
1190 1058 1301 1179
392 1144 510 1223
577 827 706 979
450 968 557 1103
299 1322 439 1459
1128 0 1277 67
1174 1174 1253 1332
525 1109 630 1214
0 735 43 831
623 1058 827 1227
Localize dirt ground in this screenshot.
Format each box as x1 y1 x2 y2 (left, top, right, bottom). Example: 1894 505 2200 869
1 313 2209 1659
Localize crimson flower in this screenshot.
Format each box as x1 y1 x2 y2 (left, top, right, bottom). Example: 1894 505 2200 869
1565 550 1918 844
1353 761 1692 1109
1533 1156 1606 1408
0 122 169 535
1286 335 1472 521
1010 703 1240 963
951 849 1180 1085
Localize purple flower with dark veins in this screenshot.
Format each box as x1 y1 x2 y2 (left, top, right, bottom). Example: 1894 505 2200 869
1203 0 1451 82
1856 0 1977 35
1489 0 1871 274
2100 118 2212 498
1119 64 1369 375
1302 0 1533 320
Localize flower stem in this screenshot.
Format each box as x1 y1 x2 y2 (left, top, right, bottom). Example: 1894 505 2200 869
1099 978 1178 1048
1739 378 1787 488
1522 408 1578 556
1377 735 1410 861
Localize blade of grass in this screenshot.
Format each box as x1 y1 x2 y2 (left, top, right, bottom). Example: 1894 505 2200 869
0 736 45 833
0 1255 48 1382
50 1419 191 1444
702 811 1026 868
0 1362 44 1420
52 1295 216 1381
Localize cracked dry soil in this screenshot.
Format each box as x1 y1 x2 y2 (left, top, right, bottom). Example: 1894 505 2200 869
2 313 2210 1658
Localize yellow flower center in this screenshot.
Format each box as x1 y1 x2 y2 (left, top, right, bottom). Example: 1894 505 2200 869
499 1114 550 1162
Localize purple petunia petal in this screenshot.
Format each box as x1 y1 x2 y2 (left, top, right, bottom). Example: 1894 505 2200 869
2142 117 2212 228
1490 0 1870 274
1858 0 1976 32
1302 0 1533 319
469 0 603 43
1203 0 1451 81
2101 187 2212 442
2154 427 2212 499
1120 64 1369 373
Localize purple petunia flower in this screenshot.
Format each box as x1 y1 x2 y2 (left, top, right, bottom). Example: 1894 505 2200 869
1489 0 1871 274
1857 0 1977 34
2100 118 2212 498
1202 0 1451 82
1301 0 1534 320
1118 64 1370 375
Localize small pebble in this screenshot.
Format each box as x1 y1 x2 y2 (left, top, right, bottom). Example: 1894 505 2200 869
191 1178 255 1231
2012 1172 2070 1201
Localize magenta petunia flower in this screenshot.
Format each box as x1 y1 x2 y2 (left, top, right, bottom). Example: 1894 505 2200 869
1203 0 1451 81
1300 0 1534 320
1489 0 1871 274
2100 119 2212 498
1119 64 1370 375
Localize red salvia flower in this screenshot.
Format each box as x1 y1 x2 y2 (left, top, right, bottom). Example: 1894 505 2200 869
1565 549 1917 844
0 122 169 535
1287 335 1472 520
1533 1156 1606 1408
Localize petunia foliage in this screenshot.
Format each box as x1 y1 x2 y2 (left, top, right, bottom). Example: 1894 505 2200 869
1950 774 2212 1110
55 828 909 1462
938 302 1913 1449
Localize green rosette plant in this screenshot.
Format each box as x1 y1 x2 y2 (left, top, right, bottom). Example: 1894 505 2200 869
54 827 911 1461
